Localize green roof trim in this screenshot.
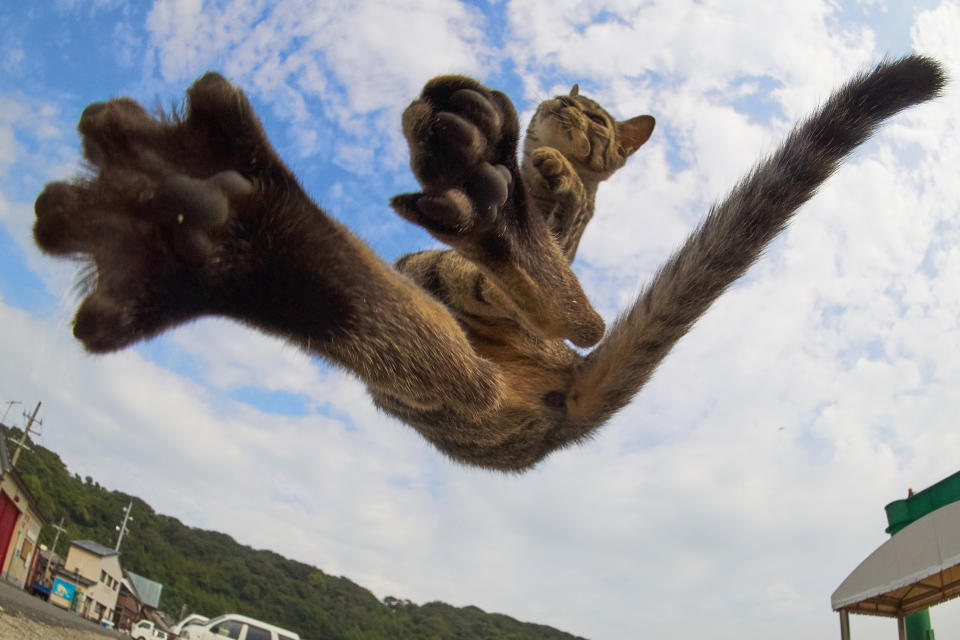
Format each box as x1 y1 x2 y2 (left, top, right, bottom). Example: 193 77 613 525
885 469 960 535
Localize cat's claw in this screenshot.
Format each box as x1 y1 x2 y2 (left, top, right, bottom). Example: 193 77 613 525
394 162 511 238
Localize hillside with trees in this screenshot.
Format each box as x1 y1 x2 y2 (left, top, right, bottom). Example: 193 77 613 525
10 428 586 640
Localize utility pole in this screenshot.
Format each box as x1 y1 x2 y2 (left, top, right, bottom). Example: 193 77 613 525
115 501 134 551
50 516 68 555
11 401 41 466
44 517 69 583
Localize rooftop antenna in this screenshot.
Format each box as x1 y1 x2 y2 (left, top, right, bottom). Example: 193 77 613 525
1 400 20 423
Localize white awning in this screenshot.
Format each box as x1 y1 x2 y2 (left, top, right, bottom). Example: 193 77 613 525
832 498 960 617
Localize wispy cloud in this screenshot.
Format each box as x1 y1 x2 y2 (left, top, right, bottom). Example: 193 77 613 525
143 0 497 163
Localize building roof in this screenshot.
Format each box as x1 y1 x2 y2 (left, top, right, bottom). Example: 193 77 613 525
53 566 97 587
127 571 164 609
832 498 960 617
71 539 119 557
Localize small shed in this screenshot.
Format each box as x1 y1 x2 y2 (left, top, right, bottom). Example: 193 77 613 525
831 497 960 638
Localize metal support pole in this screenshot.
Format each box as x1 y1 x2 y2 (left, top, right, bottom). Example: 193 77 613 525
839 610 850 640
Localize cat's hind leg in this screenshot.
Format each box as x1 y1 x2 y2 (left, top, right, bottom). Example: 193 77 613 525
35 73 505 416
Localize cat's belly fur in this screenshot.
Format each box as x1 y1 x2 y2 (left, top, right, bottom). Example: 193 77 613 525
369 316 584 470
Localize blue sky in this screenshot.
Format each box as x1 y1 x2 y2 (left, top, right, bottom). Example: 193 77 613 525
3 2 960 639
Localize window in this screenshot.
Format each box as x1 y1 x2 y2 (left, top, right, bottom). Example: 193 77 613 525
100 570 107 582
211 620 243 639
245 625 271 640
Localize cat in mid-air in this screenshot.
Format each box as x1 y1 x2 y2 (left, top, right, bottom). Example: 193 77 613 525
34 55 945 470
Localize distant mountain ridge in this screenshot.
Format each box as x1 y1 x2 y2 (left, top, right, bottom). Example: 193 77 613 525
10 427 587 640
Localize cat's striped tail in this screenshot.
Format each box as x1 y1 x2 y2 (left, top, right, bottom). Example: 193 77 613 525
563 55 946 434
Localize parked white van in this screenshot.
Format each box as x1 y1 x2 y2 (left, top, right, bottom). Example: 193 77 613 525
170 613 209 637
178 614 299 640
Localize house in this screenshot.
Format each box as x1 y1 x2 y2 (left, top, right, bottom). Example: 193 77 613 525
115 579 142 631
116 570 165 631
49 565 96 612
0 424 47 589
53 539 123 623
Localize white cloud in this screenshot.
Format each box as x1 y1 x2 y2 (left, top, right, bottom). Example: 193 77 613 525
142 0 496 164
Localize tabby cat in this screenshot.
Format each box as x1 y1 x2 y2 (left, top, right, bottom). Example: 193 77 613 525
33 56 945 470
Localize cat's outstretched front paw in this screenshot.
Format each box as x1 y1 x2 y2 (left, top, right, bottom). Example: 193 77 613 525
390 76 522 251
34 73 278 352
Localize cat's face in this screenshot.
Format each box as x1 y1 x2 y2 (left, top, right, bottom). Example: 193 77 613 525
524 85 655 180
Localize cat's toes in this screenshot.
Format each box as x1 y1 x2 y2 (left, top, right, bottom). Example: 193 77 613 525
391 163 510 238
393 191 475 235
73 290 138 353
448 89 502 144
186 73 253 133
418 76 515 145
34 182 90 255
78 98 163 168
404 110 487 190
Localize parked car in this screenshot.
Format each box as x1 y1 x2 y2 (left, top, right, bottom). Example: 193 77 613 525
170 613 209 637
131 619 170 640
179 614 299 640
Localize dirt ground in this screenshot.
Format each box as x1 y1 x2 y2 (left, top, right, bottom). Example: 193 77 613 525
0 607 112 640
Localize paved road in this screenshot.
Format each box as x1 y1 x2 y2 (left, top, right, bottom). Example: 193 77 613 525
0 580 122 638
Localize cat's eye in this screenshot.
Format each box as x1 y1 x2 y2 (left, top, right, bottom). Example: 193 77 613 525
587 113 607 126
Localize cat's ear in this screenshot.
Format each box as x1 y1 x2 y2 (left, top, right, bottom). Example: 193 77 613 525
570 84 580 97
618 115 655 155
